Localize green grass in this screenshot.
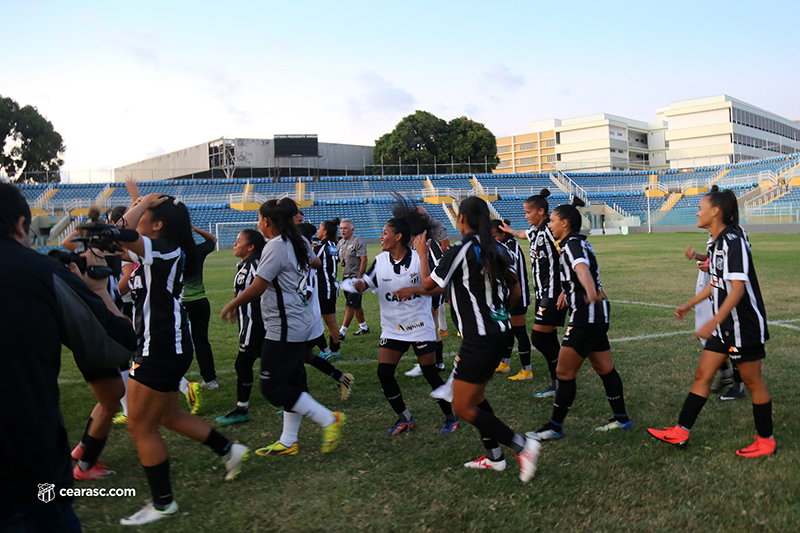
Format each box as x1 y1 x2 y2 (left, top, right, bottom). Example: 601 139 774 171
60 233 800 532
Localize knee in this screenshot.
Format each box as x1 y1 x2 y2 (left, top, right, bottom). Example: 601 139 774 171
377 363 396 383
451 401 474 422
694 366 716 384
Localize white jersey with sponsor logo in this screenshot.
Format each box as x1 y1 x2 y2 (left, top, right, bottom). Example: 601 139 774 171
364 248 436 343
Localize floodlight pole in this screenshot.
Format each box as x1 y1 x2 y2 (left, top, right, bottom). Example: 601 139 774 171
647 190 651 233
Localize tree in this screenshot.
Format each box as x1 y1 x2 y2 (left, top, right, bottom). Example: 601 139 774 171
373 111 498 174
1 95 65 183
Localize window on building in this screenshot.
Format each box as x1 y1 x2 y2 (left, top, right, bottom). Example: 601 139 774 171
545 139 555 148
518 157 537 165
518 142 537 151
497 145 511 154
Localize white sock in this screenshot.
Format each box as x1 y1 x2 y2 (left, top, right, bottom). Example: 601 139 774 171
437 306 447 329
280 411 303 447
119 368 129 416
290 392 336 427
340 326 348 334
236 401 249 410
359 321 368 330
178 377 190 396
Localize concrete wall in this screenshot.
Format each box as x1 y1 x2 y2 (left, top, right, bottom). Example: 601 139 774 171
114 142 209 182
630 223 800 234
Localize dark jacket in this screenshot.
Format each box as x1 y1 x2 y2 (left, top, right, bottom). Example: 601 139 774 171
0 235 136 502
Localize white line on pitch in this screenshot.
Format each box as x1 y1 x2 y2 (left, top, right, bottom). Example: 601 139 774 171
609 330 694 342
609 300 676 309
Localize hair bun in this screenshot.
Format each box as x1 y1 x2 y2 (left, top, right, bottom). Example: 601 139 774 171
539 188 551 198
331 217 340 226
709 184 720 193
572 196 586 208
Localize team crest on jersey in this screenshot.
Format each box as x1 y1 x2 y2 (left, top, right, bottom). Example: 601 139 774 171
715 257 724 271
235 272 247 286
410 272 419 284
537 234 544 247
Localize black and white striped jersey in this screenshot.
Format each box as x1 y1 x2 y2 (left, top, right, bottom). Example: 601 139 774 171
128 236 192 357
528 221 561 301
559 233 609 327
430 233 517 339
426 238 446 307
503 237 531 307
234 254 264 348
314 239 339 301
707 225 768 346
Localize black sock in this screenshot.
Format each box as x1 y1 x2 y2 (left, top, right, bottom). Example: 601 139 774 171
79 434 106 468
330 339 340 352
313 334 327 352
733 364 742 384
505 331 515 360
472 408 523 454
203 429 233 457
551 378 576 426
309 355 344 382
719 361 730 371
420 364 452 416
377 363 406 415
234 353 256 404
753 401 773 438
532 329 560 380
81 416 94 445
143 459 173 509
476 400 500 453
513 326 532 367
677 392 708 430
599 368 629 423
435 341 444 366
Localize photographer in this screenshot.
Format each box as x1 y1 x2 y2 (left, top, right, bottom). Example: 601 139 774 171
0 183 136 532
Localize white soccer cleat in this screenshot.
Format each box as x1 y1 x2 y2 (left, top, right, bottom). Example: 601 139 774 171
517 437 542 483
224 443 249 481
404 364 423 377
463 455 507 471
120 501 178 526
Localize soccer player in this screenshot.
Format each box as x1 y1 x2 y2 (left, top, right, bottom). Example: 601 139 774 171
416 196 540 483
648 189 775 457
491 219 533 381
529 197 631 441
315 218 343 360
215 229 266 425
351 216 458 435
500 189 566 397
221 199 345 457
115 194 249 526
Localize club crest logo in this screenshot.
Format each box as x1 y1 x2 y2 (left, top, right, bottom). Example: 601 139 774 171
38 483 55 503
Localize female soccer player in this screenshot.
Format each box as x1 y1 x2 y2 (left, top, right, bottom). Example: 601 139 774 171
221 199 345 457
351 216 458 435
416 196 540 483
529 197 631 441
648 189 775 457
501 189 566 397
215 229 266 425
491 219 532 381
115 193 249 526
315 218 342 359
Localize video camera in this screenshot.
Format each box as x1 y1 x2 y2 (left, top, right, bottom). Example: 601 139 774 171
49 222 138 280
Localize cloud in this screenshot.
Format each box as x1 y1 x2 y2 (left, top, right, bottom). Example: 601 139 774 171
480 64 525 92
348 72 416 119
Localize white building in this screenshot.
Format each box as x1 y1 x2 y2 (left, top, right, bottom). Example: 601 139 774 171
497 95 799 174
660 95 800 169
114 136 374 182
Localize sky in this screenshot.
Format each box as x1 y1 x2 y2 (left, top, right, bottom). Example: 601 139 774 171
3 0 799 182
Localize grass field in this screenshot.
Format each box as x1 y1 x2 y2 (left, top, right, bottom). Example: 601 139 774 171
58 233 800 532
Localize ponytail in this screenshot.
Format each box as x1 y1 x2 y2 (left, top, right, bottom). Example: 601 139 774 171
552 196 586 234
149 197 198 278
321 217 340 241
240 228 265 258
524 188 552 213
259 198 310 270
459 196 505 284
705 188 741 233
391 191 431 236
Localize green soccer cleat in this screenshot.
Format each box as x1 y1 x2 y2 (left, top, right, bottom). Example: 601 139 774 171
321 412 345 453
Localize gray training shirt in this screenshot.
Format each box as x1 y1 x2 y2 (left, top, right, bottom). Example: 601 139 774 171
337 233 367 279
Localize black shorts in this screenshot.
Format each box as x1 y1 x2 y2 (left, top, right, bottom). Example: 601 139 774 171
704 336 766 363
561 324 610 358
319 295 337 315
238 335 264 361
75 358 126 383
454 331 510 384
343 289 362 309
128 354 193 393
260 339 308 408
379 337 435 356
510 302 527 317
533 297 568 327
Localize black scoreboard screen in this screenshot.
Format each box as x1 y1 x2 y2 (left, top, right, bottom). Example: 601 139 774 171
274 135 319 158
